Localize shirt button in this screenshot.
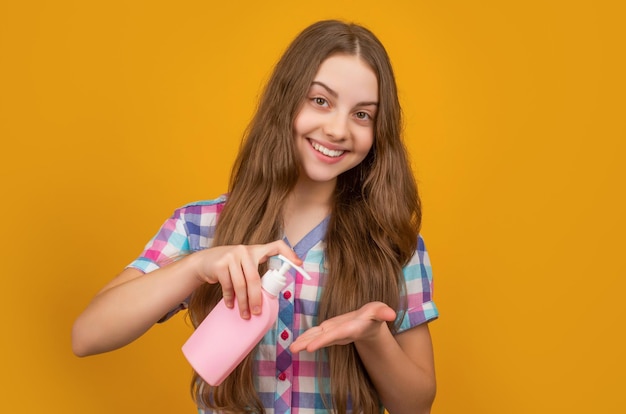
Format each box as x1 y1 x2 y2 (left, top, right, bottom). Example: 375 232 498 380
283 291 292 300
278 372 287 381
280 330 289 340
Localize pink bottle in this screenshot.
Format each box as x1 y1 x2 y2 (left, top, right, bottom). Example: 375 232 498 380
182 254 311 386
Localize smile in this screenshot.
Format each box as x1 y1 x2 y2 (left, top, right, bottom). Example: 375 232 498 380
310 141 345 158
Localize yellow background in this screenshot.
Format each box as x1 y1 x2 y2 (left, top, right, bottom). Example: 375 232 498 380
1 1 624 412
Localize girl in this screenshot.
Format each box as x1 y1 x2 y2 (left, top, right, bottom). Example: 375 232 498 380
72 20 438 414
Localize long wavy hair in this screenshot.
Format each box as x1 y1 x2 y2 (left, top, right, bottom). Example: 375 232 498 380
188 20 421 413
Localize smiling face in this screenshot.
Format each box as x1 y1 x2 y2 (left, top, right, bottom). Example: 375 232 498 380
293 54 378 189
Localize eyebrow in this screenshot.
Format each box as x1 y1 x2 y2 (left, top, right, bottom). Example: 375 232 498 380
311 81 378 107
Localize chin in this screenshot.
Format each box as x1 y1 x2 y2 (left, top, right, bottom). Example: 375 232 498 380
300 169 340 184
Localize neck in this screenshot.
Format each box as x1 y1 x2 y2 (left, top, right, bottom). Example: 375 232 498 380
282 177 335 246
288 176 336 209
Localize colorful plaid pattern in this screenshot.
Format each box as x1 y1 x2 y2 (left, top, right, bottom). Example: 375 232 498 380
127 196 438 414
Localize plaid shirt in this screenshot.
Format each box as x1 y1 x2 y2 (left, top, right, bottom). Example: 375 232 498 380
128 196 438 414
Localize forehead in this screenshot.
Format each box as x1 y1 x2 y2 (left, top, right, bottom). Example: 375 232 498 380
313 54 378 101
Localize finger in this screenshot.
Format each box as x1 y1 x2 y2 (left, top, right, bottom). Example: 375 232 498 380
228 261 250 319
290 327 324 353
241 252 262 315
289 339 310 353
257 240 302 266
369 302 397 322
302 327 347 352
217 267 235 309
294 320 350 352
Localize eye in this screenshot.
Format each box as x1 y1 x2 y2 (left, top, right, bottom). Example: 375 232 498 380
312 97 329 107
355 111 371 121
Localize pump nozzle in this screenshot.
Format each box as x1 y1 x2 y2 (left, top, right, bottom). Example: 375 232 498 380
277 254 311 280
261 255 312 297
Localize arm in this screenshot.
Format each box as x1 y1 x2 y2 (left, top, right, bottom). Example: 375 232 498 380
71 255 203 357
289 302 436 414
72 241 301 357
355 313 436 414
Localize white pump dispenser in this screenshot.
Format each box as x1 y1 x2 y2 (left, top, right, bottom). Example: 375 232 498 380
182 255 311 386
261 255 310 296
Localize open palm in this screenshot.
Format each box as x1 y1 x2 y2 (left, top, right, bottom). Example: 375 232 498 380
290 301 397 353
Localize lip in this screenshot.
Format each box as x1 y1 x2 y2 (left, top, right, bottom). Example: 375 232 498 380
308 138 346 152
307 138 348 164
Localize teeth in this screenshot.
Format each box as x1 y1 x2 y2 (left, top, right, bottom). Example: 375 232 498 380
311 141 345 157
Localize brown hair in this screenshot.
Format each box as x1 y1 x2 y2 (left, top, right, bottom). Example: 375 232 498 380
188 20 421 413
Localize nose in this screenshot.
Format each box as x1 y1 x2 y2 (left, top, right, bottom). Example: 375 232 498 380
322 112 348 141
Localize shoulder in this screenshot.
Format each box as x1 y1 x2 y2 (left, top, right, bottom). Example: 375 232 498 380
170 194 228 223
174 194 228 215
164 195 228 245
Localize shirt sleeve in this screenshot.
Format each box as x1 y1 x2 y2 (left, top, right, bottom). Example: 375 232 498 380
395 235 438 333
125 205 200 322
125 198 225 322
126 207 192 274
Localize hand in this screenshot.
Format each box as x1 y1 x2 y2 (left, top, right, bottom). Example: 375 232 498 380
194 240 300 319
289 301 397 353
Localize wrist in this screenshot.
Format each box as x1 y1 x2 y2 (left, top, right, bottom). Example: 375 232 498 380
181 251 208 288
356 320 392 349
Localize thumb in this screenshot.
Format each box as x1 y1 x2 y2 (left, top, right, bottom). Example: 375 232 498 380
260 240 302 265
370 302 397 322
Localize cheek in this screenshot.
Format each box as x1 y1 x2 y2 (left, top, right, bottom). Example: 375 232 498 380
358 131 375 155
293 107 312 136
